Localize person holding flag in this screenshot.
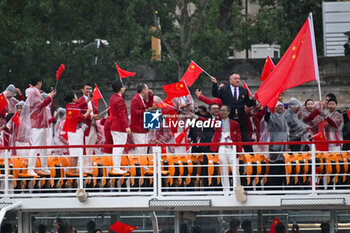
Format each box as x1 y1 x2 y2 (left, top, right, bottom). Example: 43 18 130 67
283 98 310 151
173 92 194 154
211 73 256 152
76 84 100 173
64 92 92 174
324 98 343 151
130 83 157 155
20 77 56 176
163 80 193 153
110 81 130 174
300 99 323 150
7 101 30 157
147 96 175 154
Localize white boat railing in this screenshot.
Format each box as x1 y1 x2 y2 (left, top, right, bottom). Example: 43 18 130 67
0 141 349 198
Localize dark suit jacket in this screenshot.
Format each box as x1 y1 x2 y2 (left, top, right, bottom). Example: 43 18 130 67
212 84 255 129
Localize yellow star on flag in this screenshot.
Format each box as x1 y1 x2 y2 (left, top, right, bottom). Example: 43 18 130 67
292 54 296 60
292 46 296 51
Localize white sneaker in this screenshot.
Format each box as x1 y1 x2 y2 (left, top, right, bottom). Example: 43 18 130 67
112 169 127 174
27 170 38 176
83 169 93 174
40 169 51 175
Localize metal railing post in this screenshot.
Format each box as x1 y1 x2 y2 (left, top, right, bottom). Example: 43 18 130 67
153 147 161 196
4 149 9 198
311 143 316 194
79 154 84 189
232 145 237 188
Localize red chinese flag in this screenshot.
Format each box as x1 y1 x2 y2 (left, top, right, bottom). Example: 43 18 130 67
347 110 350 121
260 56 275 82
92 84 103 107
313 132 328 151
156 97 176 115
175 131 187 144
12 111 20 127
256 16 319 109
115 64 136 78
318 120 326 133
180 61 203 87
110 221 137 233
243 81 252 96
0 93 8 112
62 109 80 133
63 132 68 141
163 81 190 98
56 64 65 80
269 217 282 233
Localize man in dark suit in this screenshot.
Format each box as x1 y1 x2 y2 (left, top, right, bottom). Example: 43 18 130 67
211 73 256 152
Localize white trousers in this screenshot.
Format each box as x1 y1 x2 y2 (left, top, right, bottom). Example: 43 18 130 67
111 131 127 170
132 133 148 155
15 141 31 158
68 129 84 171
46 127 53 154
85 126 97 155
218 146 240 192
28 128 48 171
84 126 97 172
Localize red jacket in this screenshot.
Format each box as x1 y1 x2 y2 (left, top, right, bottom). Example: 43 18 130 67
100 117 113 153
198 94 222 107
130 93 153 133
210 118 242 153
246 108 265 142
65 103 88 125
76 96 99 136
110 93 129 133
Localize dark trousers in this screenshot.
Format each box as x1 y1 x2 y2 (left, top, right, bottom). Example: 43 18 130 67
267 159 286 189
289 137 301 152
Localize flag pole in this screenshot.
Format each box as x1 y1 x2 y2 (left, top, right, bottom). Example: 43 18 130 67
115 62 124 85
99 107 110 117
191 60 212 78
309 12 322 101
182 80 195 112
95 83 108 108
54 79 59 90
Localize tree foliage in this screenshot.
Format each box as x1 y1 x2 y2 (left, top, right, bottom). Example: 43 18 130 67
0 0 325 105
